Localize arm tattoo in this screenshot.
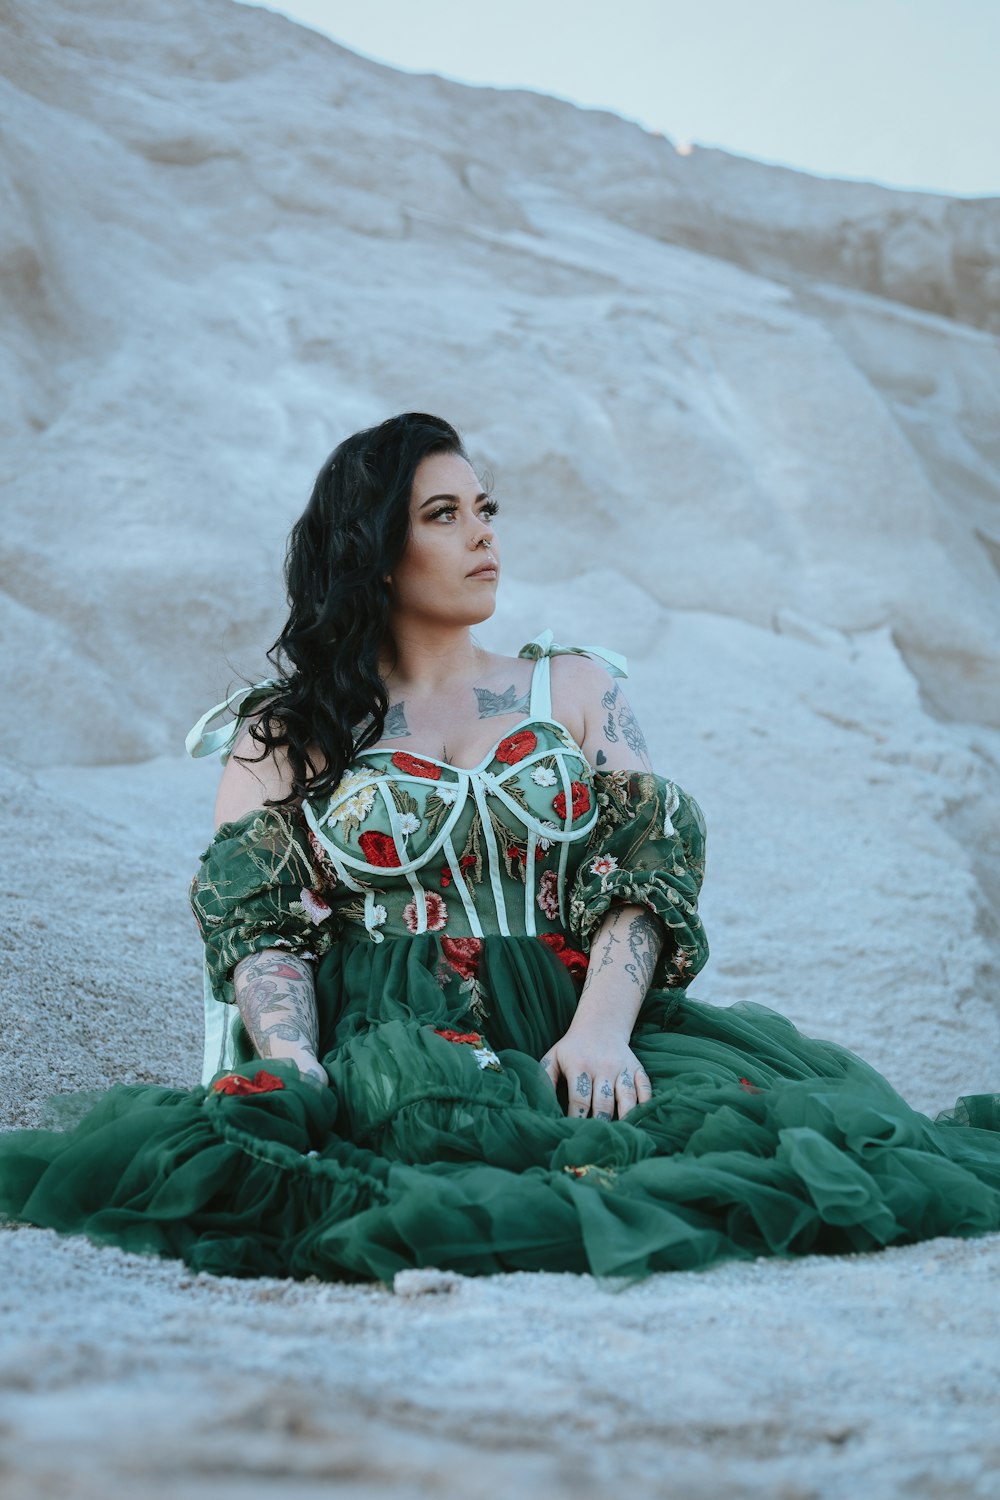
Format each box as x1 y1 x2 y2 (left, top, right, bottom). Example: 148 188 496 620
623 912 663 993
233 951 319 1060
474 684 531 718
596 928 620 975
601 686 619 744
601 685 653 769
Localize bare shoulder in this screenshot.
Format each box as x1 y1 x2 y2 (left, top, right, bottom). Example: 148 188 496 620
548 652 616 746
213 719 299 830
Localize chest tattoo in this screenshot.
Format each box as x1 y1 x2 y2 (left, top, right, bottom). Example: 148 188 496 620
474 683 531 719
383 702 411 739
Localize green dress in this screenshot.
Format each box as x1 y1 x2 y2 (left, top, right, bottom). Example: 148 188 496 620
2 630 999 1283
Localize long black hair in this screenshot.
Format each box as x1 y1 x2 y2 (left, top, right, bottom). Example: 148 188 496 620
239 411 471 806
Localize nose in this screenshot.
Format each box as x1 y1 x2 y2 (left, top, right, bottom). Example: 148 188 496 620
470 513 496 548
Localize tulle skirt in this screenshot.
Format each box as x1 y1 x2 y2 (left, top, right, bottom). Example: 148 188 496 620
2 932 999 1283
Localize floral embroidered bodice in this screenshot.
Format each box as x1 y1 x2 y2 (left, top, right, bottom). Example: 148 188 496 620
188 631 629 949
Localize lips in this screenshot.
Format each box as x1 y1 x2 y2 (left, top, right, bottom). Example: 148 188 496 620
467 563 499 578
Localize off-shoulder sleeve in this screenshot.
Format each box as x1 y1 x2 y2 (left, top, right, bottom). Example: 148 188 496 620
567 770 709 993
189 806 341 1005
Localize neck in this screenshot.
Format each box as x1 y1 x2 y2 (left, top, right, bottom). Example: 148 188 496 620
380 620 486 696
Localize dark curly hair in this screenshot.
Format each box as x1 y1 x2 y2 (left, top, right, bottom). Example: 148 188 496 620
238 411 473 806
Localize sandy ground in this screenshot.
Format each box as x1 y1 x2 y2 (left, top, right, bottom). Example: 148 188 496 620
2 1229 999 1499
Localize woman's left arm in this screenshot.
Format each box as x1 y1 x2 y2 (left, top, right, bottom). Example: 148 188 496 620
539 656 663 1119
539 902 661 1118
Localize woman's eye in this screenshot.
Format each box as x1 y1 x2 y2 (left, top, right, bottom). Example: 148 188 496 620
426 499 500 522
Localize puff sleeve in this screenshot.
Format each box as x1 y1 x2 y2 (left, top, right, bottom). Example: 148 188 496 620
189 806 341 1007
567 770 709 996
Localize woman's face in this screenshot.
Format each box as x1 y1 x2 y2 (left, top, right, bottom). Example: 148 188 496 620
387 451 500 627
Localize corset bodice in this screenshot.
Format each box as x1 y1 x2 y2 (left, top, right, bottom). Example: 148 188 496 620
187 630 629 944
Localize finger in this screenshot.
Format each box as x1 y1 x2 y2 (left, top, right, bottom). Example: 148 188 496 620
633 1064 653 1104
615 1065 640 1120
593 1075 615 1121
568 1069 594 1118
538 1053 558 1093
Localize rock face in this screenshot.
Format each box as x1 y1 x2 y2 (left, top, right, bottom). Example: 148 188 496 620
1 0 999 767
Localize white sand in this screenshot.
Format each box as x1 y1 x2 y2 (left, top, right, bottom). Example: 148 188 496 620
2 1 999 1495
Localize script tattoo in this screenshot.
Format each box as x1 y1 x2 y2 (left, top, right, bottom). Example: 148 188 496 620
601 686 619 744
596 928 621 976
600 684 652 769
384 702 411 739
474 683 531 719
233 951 319 1059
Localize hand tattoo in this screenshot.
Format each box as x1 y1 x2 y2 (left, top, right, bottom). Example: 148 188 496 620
575 1072 592 1098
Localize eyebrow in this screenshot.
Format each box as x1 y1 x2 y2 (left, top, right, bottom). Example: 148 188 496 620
418 491 491 509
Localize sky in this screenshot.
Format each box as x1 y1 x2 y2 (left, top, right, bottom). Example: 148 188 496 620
235 0 999 199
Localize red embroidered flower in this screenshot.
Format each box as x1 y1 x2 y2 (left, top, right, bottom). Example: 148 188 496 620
211 1071 286 1096
538 931 589 980
440 855 476 889
439 936 483 981
433 1028 485 1045
739 1076 762 1094
506 844 526 868
552 781 591 822
495 729 538 765
358 830 402 868
391 751 442 780
402 890 448 933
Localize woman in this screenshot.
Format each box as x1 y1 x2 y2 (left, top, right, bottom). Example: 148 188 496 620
2 411 999 1283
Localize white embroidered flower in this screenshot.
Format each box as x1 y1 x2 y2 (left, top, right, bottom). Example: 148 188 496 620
537 819 558 853
590 854 618 879
365 903 388 942
472 1043 502 1073
531 765 557 787
300 888 333 925
328 770 378 826
663 814 676 837
398 811 421 836
480 771 501 795
435 786 458 806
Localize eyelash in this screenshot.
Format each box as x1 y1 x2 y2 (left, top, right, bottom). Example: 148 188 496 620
428 499 501 523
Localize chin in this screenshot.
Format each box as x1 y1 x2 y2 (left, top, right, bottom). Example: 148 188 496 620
472 596 498 624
